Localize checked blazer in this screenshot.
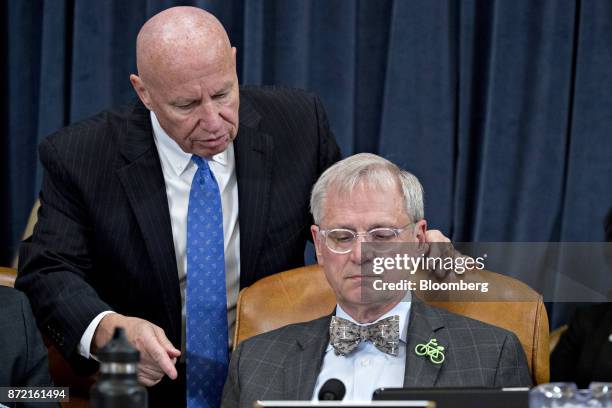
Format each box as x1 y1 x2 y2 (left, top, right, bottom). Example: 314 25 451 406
222 298 532 407
16 86 340 407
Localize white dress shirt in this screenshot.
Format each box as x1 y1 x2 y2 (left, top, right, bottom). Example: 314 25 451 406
312 297 411 402
78 111 240 358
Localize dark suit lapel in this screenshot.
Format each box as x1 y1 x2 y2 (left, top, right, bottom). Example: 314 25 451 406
284 316 331 400
404 298 447 387
115 101 181 342
234 94 274 288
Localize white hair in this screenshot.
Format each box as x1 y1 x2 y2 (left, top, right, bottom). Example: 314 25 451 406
310 153 424 224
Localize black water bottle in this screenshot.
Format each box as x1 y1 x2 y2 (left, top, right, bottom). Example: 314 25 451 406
90 327 148 408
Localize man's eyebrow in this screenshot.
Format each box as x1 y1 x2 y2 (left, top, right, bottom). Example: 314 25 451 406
323 224 355 230
324 223 397 230
215 81 233 93
367 223 396 229
170 97 198 105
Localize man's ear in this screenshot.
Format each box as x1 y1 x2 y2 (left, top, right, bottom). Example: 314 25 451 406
415 219 428 244
130 74 153 110
310 225 324 266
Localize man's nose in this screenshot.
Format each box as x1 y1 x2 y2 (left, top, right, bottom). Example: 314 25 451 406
349 234 372 265
197 102 222 133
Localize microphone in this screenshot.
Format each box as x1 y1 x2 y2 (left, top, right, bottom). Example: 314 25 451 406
318 378 346 401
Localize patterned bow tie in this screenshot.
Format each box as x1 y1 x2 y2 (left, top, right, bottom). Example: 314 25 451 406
329 315 400 356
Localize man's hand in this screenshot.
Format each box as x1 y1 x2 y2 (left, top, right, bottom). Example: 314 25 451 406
424 229 470 278
425 229 451 244
93 313 181 387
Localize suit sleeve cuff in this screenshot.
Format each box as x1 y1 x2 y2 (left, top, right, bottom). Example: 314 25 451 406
78 310 116 359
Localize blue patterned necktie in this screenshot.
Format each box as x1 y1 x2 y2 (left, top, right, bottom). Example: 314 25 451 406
186 155 229 408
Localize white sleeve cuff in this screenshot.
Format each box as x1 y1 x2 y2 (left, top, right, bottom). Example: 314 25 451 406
78 310 116 359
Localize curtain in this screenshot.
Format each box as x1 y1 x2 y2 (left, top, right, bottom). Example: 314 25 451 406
3 0 611 325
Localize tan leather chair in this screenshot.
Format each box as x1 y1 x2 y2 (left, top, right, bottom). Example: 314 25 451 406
549 324 568 354
235 264 550 385
0 266 17 287
11 199 40 268
0 266 91 407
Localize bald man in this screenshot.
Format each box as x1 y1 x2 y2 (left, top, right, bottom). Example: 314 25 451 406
17 6 340 407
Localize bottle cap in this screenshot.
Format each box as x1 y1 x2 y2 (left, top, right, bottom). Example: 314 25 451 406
97 327 140 364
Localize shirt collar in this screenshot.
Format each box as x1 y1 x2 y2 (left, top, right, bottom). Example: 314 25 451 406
335 292 412 344
150 111 230 176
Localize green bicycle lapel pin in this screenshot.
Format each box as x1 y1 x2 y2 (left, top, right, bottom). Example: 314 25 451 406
415 338 445 364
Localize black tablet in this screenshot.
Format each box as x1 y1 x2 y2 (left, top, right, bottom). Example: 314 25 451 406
255 401 435 407
373 387 530 408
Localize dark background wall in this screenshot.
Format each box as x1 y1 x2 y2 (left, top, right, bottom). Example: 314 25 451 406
2 1 611 325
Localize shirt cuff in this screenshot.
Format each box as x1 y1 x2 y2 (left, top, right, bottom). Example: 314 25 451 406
78 310 116 359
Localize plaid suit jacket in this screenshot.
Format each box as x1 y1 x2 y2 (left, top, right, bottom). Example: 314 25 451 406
222 298 532 407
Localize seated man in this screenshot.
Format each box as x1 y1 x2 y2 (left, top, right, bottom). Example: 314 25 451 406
222 153 532 406
0 286 59 408
550 205 612 387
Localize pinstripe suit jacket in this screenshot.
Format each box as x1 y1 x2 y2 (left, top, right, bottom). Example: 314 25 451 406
222 298 532 407
16 86 340 407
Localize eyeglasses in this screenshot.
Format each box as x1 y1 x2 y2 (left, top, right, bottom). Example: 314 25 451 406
317 222 415 254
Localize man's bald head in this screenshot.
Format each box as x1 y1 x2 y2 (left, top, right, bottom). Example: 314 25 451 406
136 7 233 86
130 7 240 158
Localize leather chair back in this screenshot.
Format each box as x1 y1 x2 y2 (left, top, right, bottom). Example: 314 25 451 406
0 267 16 287
235 264 550 385
11 199 40 268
